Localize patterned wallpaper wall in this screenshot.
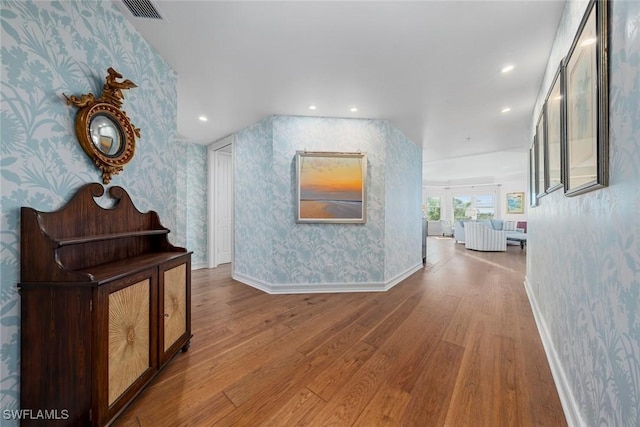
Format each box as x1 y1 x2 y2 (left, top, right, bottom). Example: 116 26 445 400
383 122 423 280
528 1 640 425
233 115 422 291
176 142 208 268
234 117 275 284
0 0 198 416
271 116 387 286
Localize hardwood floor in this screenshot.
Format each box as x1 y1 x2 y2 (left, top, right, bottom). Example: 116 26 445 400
114 237 566 426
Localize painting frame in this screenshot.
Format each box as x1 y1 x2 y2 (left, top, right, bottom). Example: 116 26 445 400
506 192 525 214
545 61 565 193
563 0 609 196
296 151 367 224
536 106 547 200
529 140 538 207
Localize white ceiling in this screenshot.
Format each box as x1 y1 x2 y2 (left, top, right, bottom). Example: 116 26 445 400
116 0 565 183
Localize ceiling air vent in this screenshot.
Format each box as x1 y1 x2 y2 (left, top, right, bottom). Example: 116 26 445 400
121 0 164 20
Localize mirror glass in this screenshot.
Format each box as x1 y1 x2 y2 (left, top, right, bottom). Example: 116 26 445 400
90 114 122 156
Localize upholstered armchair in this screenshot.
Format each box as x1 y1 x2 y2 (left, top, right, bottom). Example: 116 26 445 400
464 222 507 251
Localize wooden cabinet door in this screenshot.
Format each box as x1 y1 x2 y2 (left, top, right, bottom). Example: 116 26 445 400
100 268 158 424
159 255 191 365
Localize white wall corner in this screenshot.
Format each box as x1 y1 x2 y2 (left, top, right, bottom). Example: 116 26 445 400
524 277 585 427
231 272 274 293
384 263 423 291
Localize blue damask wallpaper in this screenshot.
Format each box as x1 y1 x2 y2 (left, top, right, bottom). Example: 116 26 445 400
176 141 208 268
528 1 640 425
271 116 386 285
233 115 422 291
234 117 275 284
0 0 194 416
383 122 422 281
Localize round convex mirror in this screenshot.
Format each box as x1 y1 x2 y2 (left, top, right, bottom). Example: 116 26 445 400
64 68 140 184
89 114 123 157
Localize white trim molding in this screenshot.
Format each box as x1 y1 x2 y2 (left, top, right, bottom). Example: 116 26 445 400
232 263 423 295
524 276 585 427
383 263 423 290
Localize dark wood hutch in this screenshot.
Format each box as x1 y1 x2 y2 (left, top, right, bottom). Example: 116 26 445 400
19 183 192 426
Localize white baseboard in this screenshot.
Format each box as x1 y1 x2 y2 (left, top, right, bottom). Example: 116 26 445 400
384 263 423 290
232 263 423 294
524 276 584 427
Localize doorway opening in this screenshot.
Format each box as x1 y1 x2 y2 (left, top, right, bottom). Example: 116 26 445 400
208 135 234 268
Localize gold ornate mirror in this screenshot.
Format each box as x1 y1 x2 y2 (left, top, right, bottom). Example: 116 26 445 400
64 68 140 184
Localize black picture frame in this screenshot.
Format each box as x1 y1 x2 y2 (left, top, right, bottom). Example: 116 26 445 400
563 0 609 196
545 62 565 193
536 107 547 200
529 140 538 207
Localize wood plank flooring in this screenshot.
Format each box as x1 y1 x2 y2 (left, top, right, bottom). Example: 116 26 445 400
114 237 566 426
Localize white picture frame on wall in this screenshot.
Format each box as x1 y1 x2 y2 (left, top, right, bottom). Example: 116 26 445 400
296 151 367 224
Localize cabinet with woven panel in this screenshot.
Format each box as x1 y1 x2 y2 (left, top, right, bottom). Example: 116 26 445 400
19 183 192 427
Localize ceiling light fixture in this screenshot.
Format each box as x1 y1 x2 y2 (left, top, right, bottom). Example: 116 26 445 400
501 107 512 113
350 107 358 112
501 64 515 73
309 105 317 110
198 115 208 122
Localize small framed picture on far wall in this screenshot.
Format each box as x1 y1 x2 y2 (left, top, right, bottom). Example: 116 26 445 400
506 192 525 214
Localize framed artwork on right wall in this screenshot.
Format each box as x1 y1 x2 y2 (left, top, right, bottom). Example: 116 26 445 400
536 107 547 200
564 0 609 196
545 62 565 194
529 140 538 207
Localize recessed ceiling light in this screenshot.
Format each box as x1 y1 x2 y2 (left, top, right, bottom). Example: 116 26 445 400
198 115 208 122
501 107 512 113
309 105 317 110
350 107 358 112
581 37 596 47
501 64 515 74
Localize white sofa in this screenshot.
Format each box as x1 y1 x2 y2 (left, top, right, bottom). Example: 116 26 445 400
464 222 507 251
454 219 526 251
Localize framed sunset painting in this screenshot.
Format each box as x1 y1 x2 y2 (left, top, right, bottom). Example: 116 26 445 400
296 151 367 223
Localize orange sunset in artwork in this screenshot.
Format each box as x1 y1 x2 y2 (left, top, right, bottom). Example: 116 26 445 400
298 154 365 220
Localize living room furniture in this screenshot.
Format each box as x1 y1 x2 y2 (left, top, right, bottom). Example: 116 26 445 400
454 220 466 243
19 183 192 427
439 219 454 237
422 218 427 264
464 222 508 251
455 219 526 246
507 233 528 249
517 221 528 233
